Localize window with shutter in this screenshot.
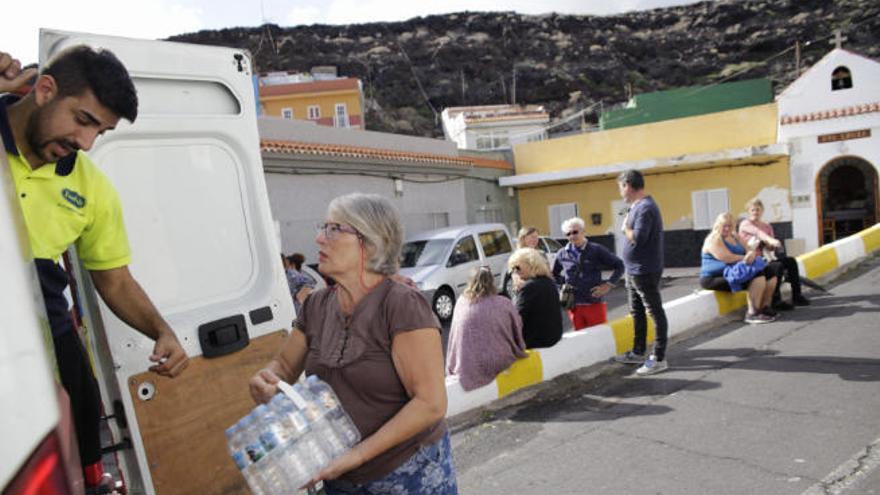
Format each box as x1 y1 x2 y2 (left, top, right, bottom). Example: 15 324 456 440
548 202 578 238
692 188 729 229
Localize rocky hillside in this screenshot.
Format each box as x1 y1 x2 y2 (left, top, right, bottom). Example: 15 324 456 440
169 0 879 138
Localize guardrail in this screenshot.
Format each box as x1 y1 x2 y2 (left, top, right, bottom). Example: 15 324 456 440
446 223 880 417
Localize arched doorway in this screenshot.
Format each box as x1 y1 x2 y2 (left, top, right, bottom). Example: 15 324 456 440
816 156 878 245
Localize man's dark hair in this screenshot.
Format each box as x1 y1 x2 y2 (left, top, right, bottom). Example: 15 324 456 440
617 169 645 190
42 45 138 122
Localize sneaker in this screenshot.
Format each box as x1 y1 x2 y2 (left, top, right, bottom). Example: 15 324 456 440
772 300 795 311
762 307 778 318
614 350 646 364
745 312 775 324
636 355 668 376
794 294 811 306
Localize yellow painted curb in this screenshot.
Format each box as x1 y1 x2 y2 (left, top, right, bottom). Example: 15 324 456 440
798 245 839 279
713 291 748 315
857 226 880 254
496 350 543 398
609 315 655 355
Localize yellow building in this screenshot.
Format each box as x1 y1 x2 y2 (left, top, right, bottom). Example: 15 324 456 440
259 77 364 130
501 103 790 266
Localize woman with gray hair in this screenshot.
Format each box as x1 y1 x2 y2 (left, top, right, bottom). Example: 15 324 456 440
249 193 457 493
446 267 527 391
508 248 564 348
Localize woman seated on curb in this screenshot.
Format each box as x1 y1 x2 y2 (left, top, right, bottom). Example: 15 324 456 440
446 267 528 391
552 217 624 330
509 248 564 348
738 197 810 309
700 212 779 324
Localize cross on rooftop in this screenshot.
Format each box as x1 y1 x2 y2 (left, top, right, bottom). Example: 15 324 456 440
830 29 847 49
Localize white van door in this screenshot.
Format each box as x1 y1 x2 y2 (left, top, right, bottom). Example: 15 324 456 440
41 30 294 494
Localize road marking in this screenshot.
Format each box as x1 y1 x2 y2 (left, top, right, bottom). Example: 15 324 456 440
800 436 880 495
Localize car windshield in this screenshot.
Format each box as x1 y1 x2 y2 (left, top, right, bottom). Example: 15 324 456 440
544 237 563 251
400 239 453 268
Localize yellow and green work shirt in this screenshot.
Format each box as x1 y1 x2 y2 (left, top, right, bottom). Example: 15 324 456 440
1 95 131 270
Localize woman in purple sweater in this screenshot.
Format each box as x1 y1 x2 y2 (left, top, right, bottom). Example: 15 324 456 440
446 267 528 391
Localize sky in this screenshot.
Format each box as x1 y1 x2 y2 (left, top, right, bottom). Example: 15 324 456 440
5 0 708 65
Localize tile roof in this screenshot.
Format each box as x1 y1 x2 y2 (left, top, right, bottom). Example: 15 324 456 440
261 139 512 170
780 101 880 125
259 78 361 97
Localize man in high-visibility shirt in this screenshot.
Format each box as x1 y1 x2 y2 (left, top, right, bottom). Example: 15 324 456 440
0 47 189 489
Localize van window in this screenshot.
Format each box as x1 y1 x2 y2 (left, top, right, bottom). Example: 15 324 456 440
448 236 479 267
479 230 513 257
401 239 453 268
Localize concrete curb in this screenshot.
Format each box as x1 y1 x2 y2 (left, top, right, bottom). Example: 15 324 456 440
445 223 880 417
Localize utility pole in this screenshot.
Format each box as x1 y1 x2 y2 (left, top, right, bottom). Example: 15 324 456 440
499 74 507 104
512 65 517 105
460 69 467 105
795 40 801 78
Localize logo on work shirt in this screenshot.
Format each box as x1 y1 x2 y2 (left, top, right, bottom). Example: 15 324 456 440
61 188 86 209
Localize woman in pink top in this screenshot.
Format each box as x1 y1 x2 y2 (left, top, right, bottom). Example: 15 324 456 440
446 267 527 391
738 197 810 308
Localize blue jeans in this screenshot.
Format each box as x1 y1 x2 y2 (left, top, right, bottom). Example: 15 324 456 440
324 432 458 495
626 272 668 361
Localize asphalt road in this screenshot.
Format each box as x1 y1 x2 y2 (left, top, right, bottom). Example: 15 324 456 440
450 255 880 494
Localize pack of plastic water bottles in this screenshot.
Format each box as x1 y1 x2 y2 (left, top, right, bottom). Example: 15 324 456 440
225 375 361 495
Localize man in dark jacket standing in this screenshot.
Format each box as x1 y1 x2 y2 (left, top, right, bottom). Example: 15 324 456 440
613 170 669 375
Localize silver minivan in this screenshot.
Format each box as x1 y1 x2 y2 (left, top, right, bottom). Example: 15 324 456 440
400 223 514 321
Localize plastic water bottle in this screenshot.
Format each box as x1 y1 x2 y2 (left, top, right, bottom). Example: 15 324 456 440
240 411 289 494
225 422 268 495
253 405 297 494
305 375 361 448
292 382 347 458
267 394 317 489
273 393 332 471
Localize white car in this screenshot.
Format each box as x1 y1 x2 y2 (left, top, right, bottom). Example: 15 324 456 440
538 236 564 268
399 223 514 321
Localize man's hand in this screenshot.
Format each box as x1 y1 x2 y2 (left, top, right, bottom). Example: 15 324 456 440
149 330 189 377
591 282 613 298
0 52 37 94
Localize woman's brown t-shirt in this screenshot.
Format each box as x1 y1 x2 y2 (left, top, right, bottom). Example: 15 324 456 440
297 278 445 484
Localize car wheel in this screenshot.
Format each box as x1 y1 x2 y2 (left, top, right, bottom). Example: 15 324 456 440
432 288 455 322
504 276 515 298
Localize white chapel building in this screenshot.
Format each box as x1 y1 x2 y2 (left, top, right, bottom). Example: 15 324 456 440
777 47 880 251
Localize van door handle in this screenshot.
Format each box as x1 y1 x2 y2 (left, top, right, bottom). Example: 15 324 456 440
198 314 249 358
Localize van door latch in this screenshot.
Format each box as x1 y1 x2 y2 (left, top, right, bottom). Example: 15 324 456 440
198 314 249 358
